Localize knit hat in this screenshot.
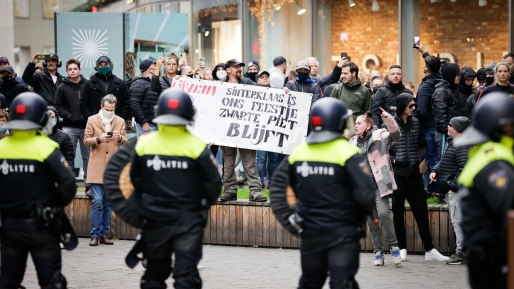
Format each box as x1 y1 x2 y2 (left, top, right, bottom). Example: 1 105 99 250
476 68 486 81
140 59 156 73
450 116 470 133
247 60 260 71
273 56 286 66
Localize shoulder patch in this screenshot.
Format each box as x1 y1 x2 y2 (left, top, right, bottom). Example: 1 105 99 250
488 169 508 190
60 155 69 168
359 160 370 175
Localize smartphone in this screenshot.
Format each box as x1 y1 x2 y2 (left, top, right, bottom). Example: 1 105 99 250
414 36 420 43
341 52 348 59
37 54 52 61
107 132 113 137
199 57 205 65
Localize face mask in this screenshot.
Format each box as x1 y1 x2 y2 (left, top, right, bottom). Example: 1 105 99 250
0 125 5 133
97 66 111 77
185 73 193 78
102 109 114 119
216 70 227 80
51 119 57 127
247 72 258 80
2 75 12 83
486 76 494 86
297 72 310 81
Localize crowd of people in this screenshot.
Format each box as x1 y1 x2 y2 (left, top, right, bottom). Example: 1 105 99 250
1 39 514 288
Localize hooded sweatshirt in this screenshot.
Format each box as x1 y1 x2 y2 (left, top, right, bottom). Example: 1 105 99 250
54 75 86 128
457 66 476 106
432 64 464 133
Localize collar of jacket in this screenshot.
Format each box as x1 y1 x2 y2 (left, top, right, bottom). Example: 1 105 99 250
394 113 412 125
343 79 362 89
43 68 62 79
435 79 456 90
295 77 314 84
158 125 190 134
386 81 405 92
91 73 118 84
10 129 41 138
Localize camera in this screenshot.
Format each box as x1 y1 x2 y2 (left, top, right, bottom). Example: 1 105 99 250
37 54 52 61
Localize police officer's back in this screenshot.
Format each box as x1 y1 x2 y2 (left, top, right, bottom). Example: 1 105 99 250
454 92 514 289
269 97 376 289
0 92 76 289
129 89 222 289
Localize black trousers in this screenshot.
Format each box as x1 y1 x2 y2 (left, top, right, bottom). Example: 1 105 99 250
0 218 65 289
467 247 506 289
141 225 203 289
392 174 434 252
299 234 360 289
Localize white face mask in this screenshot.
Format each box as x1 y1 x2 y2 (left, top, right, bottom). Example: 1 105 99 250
216 70 227 80
102 109 115 118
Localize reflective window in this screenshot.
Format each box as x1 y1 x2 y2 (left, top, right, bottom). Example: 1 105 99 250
42 0 58 19
14 0 30 18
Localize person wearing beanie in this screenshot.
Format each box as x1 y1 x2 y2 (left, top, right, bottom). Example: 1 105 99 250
475 68 486 86
286 60 321 104
372 64 413 127
269 56 287 89
129 58 158 136
80 55 131 120
429 116 472 265
244 60 260 82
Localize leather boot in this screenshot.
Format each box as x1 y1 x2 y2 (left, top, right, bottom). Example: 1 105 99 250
100 236 114 245
89 237 99 246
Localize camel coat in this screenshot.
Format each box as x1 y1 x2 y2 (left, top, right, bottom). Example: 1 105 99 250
84 114 128 184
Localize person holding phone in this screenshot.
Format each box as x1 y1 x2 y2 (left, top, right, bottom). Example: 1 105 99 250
84 94 128 246
152 53 179 97
22 53 63 105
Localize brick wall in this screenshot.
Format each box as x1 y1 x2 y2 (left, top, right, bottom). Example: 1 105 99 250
331 0 399 78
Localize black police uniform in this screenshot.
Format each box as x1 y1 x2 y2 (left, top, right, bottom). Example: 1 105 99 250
129 89 222 289
454 93 514 289
270 98 376 289
0 93 76 289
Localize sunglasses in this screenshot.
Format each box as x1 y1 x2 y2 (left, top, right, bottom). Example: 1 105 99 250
448 123 453 127
408 104 417 109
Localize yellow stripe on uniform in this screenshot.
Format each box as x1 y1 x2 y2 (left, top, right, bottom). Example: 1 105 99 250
288 138 362 166
0 130 59 161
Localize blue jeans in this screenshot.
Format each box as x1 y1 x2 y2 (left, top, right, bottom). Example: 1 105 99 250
135 122 158 136
256 150 278 186
90 184 112 237
62 127 89 181
423 127 438 193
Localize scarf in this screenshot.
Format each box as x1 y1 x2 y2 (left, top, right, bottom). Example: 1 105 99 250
98 109 115 132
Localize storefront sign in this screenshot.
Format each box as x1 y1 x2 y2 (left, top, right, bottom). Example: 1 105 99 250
171 78 312 154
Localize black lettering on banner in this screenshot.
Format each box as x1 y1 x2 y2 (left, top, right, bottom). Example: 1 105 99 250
225 122 291 147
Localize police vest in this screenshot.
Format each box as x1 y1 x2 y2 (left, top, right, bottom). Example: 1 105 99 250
0 130 60 212
289 138 362 166
458 137 514 187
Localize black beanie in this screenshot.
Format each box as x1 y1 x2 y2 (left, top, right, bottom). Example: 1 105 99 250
140 59 156 73
450 116 470 133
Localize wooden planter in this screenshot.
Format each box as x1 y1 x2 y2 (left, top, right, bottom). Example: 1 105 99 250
66 196 456 254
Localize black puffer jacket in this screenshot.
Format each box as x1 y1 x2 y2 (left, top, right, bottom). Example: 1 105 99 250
79 57 130 119
372 81 412 126
457 66 476 108
417 72 441 129
0 78 29 108
431 139 471 194
22 63 63 105
432 64 464 134
129 76 158 125
54 75 86 128
47 106 75 170
390 93 427 177
151 75 173 97
286 78 321 104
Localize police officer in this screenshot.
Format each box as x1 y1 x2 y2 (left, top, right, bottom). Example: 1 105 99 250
129 88 222 289
269 97 376 289
0 92 77 289
454 92 514 289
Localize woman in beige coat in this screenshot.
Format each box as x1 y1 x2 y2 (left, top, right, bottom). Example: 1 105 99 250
84 94 128 246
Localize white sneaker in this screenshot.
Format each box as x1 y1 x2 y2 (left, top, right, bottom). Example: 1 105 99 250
425 248 450 261
400 249 407 261
373 252 384 266
391 246 402 265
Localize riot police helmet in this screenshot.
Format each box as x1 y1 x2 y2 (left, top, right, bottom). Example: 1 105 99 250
306 97 354 144
454 92 514 147
153 88 195 125
5 92 51 131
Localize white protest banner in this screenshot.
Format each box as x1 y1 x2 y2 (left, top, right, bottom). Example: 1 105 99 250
171 78 312 155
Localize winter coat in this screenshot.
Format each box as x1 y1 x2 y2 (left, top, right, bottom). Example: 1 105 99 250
0 78 29 108
80 73 130 120
22 63 63 105
330 79 371 120
350 116 401 197
477 83 514 102
316 65 342 91
238 77 257 86
129 76 158 125
269 67 286 89
457 67 477 108
372 81 413 127
416 72 441 129
83 114 128 184
286 77 321 104
432 64 465 134
0 93 5 109
47 106 75 170
431 139 471 194
54 75 87 128
150 75 173 97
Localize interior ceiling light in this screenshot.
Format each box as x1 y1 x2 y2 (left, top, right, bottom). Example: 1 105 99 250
296 1 306 15
276 5 281 10
372 0 380 11
348 0 356 7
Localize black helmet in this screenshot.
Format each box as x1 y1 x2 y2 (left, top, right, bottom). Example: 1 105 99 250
306 98 353 144
454 92 514 147
5 92 51 131
153 88 195 125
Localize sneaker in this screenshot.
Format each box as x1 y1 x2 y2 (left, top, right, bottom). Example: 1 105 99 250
391 246 402 265
400 249 407 261
373 252 384 266
446 252 466 265
425 248 450 261
219 192 237 201
249 193 267 202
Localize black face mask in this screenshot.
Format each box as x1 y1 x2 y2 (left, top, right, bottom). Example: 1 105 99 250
486 76 494 86
297 72 309 81
185 74 193 78
2 75 12 83
247 72 258 81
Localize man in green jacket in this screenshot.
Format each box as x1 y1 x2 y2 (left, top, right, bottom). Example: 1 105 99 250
330 61 372 121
